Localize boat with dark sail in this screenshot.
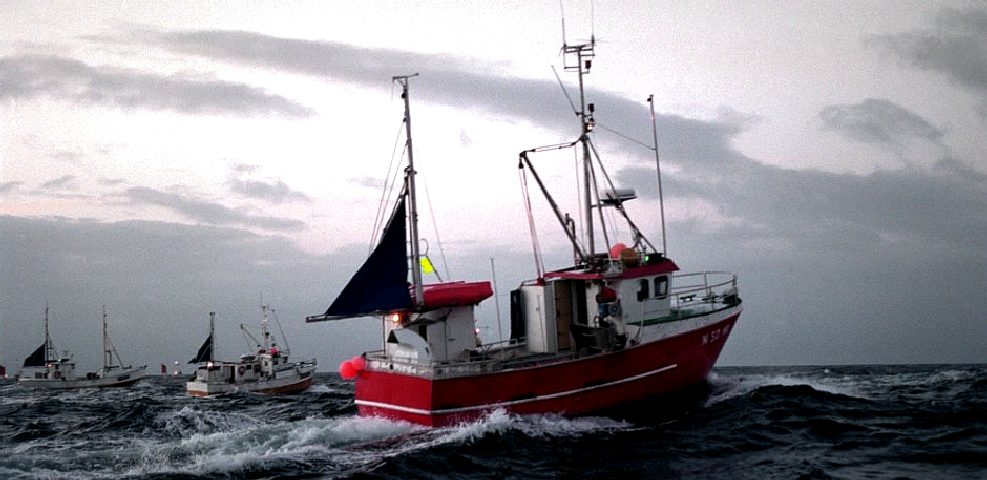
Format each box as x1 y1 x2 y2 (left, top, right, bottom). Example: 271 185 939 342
309 40 741 427
187 307 317 396
17 306 147 389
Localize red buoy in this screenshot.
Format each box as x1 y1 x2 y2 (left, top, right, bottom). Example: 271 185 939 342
339 360 356 380
609 242 627 259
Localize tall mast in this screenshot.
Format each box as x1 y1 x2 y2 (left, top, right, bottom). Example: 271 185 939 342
648 95 668 255
394 73 424 307
44 304 52 363
208 311 216 362
102 305 110 369
563 37 596 262
260 303 271 350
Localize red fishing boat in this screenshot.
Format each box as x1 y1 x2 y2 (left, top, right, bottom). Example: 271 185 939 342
309 39 741 427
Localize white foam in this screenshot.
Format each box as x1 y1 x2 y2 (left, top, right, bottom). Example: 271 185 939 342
120 414 426 477
305 383 333 394
426 408 633 446
117 408 633 478
157 405 264 437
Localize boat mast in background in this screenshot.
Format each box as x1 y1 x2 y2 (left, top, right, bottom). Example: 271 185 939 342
102 306 111 369
44 305 53 364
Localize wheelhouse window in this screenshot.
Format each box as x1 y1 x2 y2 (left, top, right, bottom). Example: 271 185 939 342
654 276 668 299
637 279 649 301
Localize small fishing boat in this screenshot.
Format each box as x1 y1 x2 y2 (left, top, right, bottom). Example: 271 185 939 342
186 307 317 396
308 38 741 427
17 306 147 389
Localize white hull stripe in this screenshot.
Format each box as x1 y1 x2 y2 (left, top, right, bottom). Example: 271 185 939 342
355 363 678 417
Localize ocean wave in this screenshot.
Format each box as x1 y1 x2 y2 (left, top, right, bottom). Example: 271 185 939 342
2 367 984 480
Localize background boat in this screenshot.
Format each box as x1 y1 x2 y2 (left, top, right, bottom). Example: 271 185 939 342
16 306 146 389
187 308 317 396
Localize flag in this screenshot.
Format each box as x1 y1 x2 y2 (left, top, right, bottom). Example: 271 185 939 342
420 256 435 275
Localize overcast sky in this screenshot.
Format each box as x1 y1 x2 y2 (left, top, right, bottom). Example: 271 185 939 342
2 1 985 372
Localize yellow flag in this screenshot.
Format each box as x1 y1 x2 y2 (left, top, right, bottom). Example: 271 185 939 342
420 256 435 275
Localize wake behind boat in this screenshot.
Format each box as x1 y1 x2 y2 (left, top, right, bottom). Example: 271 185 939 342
308 39 741 427
186 307 317 396
17 306 147 389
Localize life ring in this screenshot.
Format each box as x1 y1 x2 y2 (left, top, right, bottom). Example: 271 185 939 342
53 370 61 379
237 366 245 375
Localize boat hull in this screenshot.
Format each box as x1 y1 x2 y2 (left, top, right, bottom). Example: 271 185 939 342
355 310 739 427
17 366 147 389
186 365 317 397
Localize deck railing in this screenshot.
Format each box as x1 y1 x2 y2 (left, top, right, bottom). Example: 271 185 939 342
666 270 740 318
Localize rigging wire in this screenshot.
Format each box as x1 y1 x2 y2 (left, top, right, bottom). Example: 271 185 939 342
587 137 659 253
270 307 291 355
519 162 544 278
552 65 580 117
594 121 653 150
420 174 451 280
370 119 409 251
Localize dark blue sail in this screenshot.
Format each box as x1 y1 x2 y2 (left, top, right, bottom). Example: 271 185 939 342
23 343 47 367
188 335 212 364
311 197 412 321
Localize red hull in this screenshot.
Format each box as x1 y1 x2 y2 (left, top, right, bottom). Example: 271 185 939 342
354 312 739 427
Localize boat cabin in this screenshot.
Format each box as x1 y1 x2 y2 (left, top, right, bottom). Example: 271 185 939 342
513 252 680 355
19 353 75 381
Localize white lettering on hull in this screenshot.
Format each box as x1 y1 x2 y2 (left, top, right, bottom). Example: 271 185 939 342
701 323 732 345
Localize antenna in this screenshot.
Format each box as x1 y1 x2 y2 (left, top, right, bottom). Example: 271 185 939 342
560 0 567 47
591 0 596 43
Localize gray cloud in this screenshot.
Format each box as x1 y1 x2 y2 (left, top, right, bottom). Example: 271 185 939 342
123 186 305 231
227 177 311 204
0 181 23 195
350 176 386 189
127 26 745 165
0 54 314 117
51 150 83 163
230 163 261 174
39 175 78 190
131 28 485 86
819 98 944 146
869 7 987 97
98 177 126 186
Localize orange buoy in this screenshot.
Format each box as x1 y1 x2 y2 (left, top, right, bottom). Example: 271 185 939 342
351 356 366 372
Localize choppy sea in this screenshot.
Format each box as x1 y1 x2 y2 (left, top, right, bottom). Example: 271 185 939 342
1 364 985 479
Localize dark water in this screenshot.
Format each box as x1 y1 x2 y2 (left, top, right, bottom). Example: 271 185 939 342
1 365 985 479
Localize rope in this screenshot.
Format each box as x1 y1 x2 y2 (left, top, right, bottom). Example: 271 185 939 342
587 137 659 254
370 119 408 251
552 65 580 117
519 162 543 279
420 174 451 280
